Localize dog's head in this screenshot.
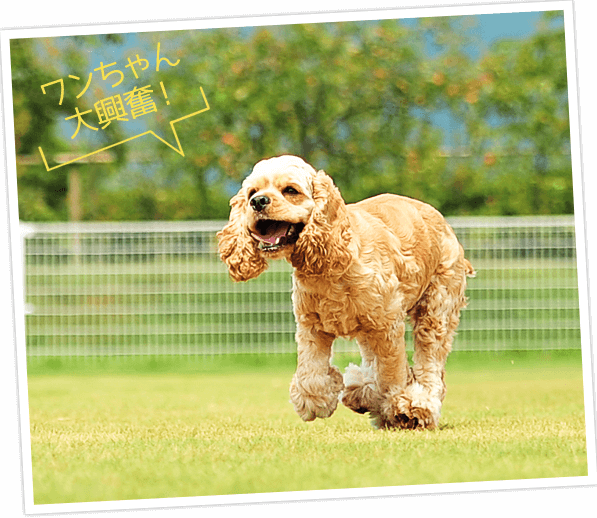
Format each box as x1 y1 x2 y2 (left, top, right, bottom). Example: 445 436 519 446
217 155 352 281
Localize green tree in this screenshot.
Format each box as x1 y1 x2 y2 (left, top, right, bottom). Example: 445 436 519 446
12 12 572 221
469 10 572 215
11 35 126 221
150 20 471 217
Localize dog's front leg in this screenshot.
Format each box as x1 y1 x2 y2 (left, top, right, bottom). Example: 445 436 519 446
366 322 418 429
289 324 344 421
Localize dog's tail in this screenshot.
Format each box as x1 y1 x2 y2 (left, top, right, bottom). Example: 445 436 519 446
464 258 476 278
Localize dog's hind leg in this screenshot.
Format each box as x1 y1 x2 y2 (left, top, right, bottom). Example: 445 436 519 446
341 337 384 417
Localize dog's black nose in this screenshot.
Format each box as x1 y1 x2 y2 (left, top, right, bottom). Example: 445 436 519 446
250 195 271 212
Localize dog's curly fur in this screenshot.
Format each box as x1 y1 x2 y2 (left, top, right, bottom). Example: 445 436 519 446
218 155 475 430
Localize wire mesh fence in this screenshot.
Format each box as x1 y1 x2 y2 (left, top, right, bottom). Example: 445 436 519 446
21 216 581 358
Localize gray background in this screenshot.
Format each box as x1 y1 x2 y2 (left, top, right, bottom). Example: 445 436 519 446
0 0 597 518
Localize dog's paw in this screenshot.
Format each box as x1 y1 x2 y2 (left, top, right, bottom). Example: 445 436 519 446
379 383 442 430
370 409 421 430
340 363 383 415
397 382 442 430
289 365 344 421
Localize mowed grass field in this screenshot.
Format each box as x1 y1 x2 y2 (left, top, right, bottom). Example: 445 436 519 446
27 351 588 505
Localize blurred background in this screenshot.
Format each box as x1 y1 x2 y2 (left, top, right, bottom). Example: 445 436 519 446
10 9 580 362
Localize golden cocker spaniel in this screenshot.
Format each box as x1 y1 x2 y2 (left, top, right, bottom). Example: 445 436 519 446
217 155 475 430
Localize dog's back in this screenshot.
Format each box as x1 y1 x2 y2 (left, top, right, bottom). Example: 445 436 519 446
351 193 446 240
350 193 474 286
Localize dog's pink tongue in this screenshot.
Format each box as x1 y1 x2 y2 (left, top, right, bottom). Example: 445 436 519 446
260 222 290 244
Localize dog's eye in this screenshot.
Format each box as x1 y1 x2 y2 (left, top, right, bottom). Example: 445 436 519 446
283 187 299 195
248 188 257 199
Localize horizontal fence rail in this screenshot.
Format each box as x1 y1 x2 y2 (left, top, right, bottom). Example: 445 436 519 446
21 216 581 357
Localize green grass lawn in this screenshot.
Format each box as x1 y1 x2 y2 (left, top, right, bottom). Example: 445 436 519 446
27 352 588 505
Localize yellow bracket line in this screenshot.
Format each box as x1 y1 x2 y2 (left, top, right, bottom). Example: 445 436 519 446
38 87 210 172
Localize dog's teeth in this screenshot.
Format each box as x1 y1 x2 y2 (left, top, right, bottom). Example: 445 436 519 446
275 237 280 245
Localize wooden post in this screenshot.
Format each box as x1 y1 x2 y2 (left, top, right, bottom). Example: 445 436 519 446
68 168 82 222
68 168 82 264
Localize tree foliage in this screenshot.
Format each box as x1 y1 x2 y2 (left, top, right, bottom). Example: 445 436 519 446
12 35 127 220
12 12 572 221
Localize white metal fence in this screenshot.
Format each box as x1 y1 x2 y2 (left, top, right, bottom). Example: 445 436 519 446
22 216 581 357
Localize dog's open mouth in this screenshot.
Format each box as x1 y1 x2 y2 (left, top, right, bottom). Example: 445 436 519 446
251 220 304 252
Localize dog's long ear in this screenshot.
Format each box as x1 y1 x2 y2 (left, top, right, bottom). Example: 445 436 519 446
290 170 352 276
217 190 268 282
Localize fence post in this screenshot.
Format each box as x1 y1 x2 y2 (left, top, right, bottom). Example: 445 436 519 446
20 223 35 315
